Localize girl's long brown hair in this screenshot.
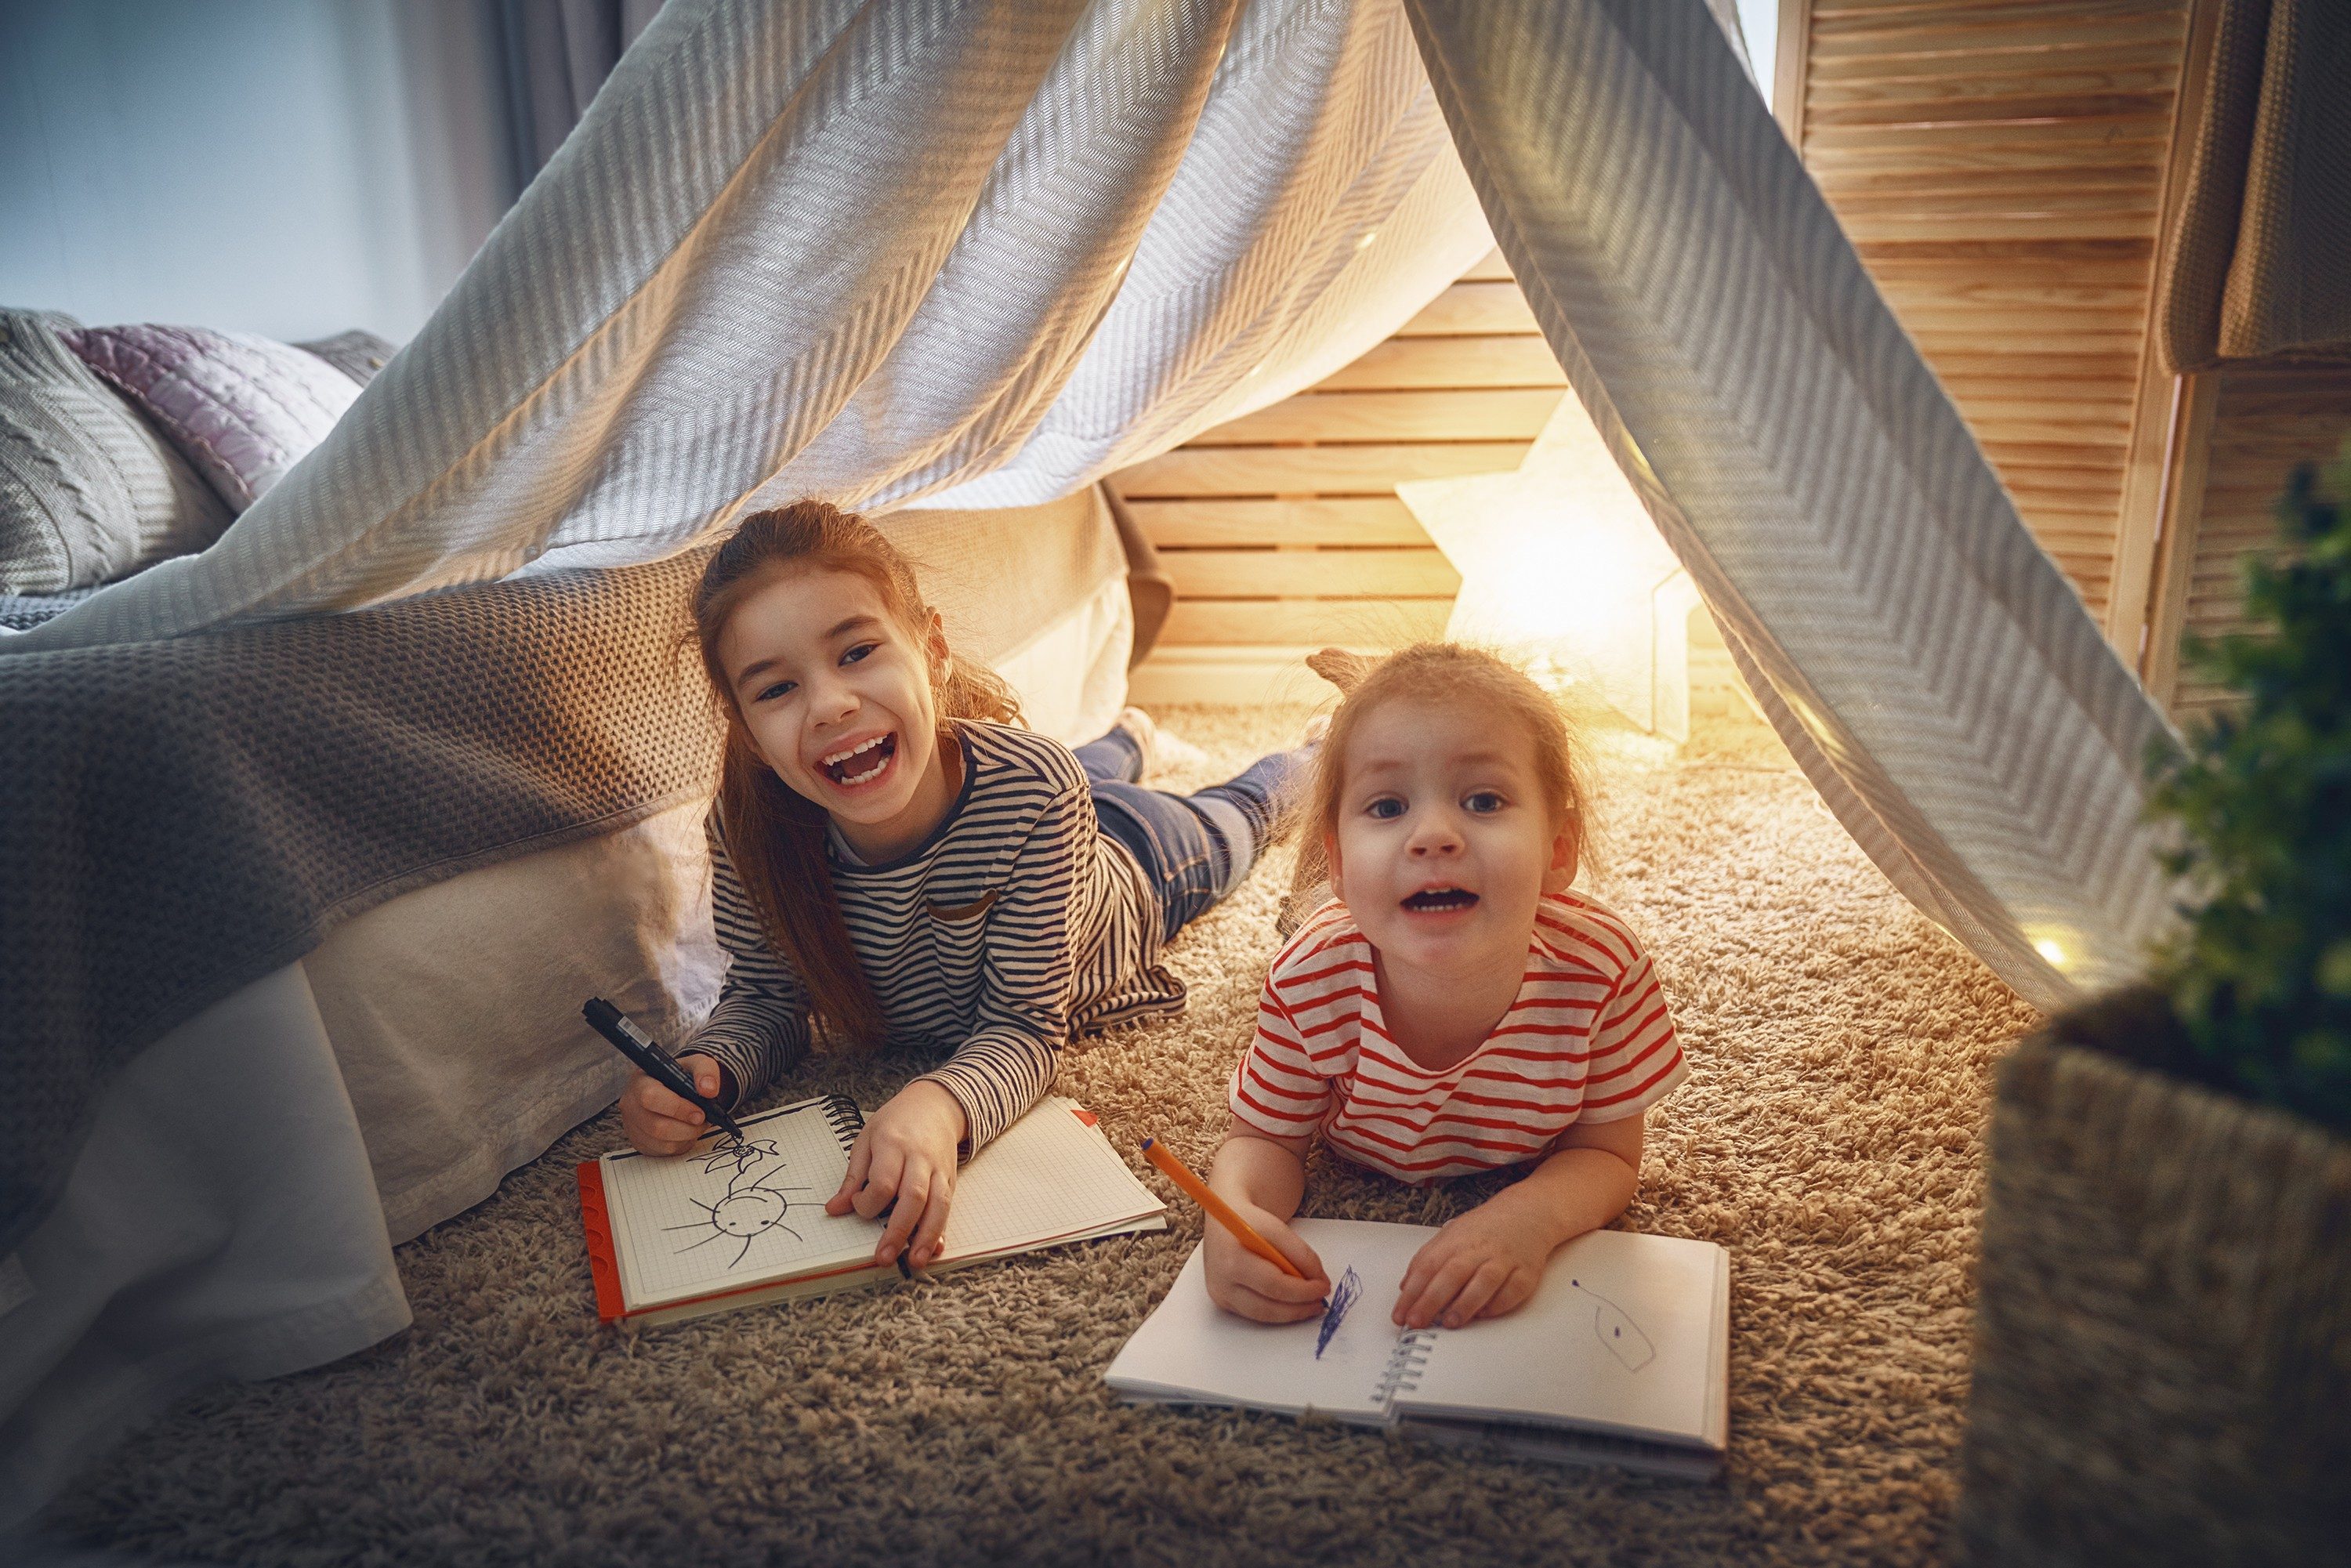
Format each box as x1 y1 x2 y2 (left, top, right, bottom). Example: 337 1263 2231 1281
694 501 1021 1049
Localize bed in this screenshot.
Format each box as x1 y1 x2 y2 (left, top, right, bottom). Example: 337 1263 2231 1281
0 479 1136 1526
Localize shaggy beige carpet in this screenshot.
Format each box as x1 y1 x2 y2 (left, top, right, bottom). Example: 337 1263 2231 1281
44 704 2038 1567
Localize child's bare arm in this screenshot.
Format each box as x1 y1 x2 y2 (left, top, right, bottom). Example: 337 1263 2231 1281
1393 1110 1645 1330
1201 1117 1330 1323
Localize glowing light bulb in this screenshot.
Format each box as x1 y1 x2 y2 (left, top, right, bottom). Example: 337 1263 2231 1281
2033 938 2067 967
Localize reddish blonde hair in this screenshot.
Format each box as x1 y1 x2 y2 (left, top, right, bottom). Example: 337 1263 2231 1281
693 500 1021 1049
1310 643 1592 875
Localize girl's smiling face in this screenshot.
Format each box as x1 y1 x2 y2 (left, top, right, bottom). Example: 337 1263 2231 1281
1328 696 1576 981
717 567 958 862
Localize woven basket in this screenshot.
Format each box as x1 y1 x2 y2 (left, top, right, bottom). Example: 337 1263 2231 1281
1960 1026 2351 1566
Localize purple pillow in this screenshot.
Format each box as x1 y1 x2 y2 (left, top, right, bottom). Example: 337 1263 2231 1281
63 324 360 512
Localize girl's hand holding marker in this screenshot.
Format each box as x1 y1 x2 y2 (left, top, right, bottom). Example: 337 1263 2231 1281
615 1050 732 1156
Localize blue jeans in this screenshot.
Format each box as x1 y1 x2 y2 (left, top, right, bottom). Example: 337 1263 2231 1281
1074 726 1306 944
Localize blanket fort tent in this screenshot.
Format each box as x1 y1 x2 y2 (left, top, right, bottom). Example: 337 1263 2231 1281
2 0 2179 1303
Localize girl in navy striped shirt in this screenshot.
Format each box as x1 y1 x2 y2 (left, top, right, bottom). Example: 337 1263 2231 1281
616 501 1306 1270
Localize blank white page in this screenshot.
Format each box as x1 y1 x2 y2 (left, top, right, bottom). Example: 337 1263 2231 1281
938 1097 1165 1260
600 1098 879 1309
1395 1228 1727 1447
1103 1219 1433 1422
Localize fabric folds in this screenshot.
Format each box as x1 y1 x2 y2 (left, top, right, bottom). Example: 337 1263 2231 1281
7 0 2185 1009
7 0 1487 652
1402 0 2180 1009
2154 0 2351 372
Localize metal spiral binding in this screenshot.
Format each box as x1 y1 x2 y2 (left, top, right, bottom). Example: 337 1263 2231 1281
1373 1329 1440 1403
820 1095 867 1153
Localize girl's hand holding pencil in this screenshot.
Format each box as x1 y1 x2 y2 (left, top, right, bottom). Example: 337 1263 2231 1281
1200 1197 1328 1324
1142 1135 1330 1324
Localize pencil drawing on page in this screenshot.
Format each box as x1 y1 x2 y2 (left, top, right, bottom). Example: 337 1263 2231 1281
1568 1275 1656 1372
662 1138 817 1269
1315 1266 1362 1359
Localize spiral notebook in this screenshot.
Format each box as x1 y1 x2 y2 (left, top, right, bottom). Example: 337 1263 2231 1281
578 1094 1165 1326
1105 1219 1730 1478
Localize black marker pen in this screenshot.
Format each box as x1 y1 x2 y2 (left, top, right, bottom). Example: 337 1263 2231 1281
582 998 746 1147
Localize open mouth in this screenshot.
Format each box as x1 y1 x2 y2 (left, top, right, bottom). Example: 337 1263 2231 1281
817 733 896 788
1400 886 1479 914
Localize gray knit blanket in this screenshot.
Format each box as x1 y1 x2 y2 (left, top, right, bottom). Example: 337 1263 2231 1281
0 551 721 1257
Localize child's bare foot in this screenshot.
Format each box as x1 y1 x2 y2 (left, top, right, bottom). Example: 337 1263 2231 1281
1306 646 1376 693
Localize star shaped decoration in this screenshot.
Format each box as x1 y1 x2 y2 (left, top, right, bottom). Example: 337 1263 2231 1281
1396 386 1699 739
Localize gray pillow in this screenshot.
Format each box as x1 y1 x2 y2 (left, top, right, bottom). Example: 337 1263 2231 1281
295 328 399 386
0 309 231 593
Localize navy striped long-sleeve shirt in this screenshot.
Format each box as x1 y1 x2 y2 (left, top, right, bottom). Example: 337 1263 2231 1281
688 720 1186 1152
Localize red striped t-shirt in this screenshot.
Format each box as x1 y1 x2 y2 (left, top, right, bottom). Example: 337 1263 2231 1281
1227 893 1686 1183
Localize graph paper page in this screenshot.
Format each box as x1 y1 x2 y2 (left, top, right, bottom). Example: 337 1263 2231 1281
936 1097 1164 1259
600 1098 878 1308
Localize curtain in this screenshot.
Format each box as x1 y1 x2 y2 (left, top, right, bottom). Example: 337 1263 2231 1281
2155 0 2351 373
499 0 668 186
1404 0 2179 1010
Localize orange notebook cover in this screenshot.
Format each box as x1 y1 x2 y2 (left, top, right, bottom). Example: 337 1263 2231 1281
576 1160 627 1323
574 1095 1164 1327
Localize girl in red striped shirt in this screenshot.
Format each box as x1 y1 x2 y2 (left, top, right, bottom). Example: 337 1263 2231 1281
1206 645 1686 1331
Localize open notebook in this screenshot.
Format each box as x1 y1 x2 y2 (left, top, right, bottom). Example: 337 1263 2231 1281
578 1094 1165 1326
1106 1218 1730 1479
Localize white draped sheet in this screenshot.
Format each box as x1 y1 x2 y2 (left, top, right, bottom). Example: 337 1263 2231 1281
1403 0 2180 1009
9 2 2174 1019
7 0 1490 645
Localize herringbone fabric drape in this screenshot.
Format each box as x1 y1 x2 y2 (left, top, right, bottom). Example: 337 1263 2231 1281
1405 0 2179 1008
6 0 2179 1008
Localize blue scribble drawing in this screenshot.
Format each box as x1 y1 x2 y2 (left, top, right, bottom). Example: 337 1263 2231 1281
1568 1276 1655 1372
662 1138 817 1269
1315 1266 1362 1358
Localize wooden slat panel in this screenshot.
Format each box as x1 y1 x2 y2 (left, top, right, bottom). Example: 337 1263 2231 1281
1808 119 2171 163
1313 336 1566 391
1808 35 2185 83
1112 253 1540 651
1161 548 1462 599
1820 165 2165 208
1192 389 1563 446
1808 63 2180 114
1812 9 2183 56
2168 358 2351 719
1806 92 2174 134
1116 441 1528 498
1396 282 1541 337
1460 248 1514 282
1164 598 1454 646
1125 498 1432 548
1794 0 2194 631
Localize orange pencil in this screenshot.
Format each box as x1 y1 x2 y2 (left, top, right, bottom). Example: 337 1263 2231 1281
1139 1136 1310 1281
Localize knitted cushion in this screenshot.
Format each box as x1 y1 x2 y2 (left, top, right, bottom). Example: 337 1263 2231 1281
0 310 231 593
64 323 361 512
